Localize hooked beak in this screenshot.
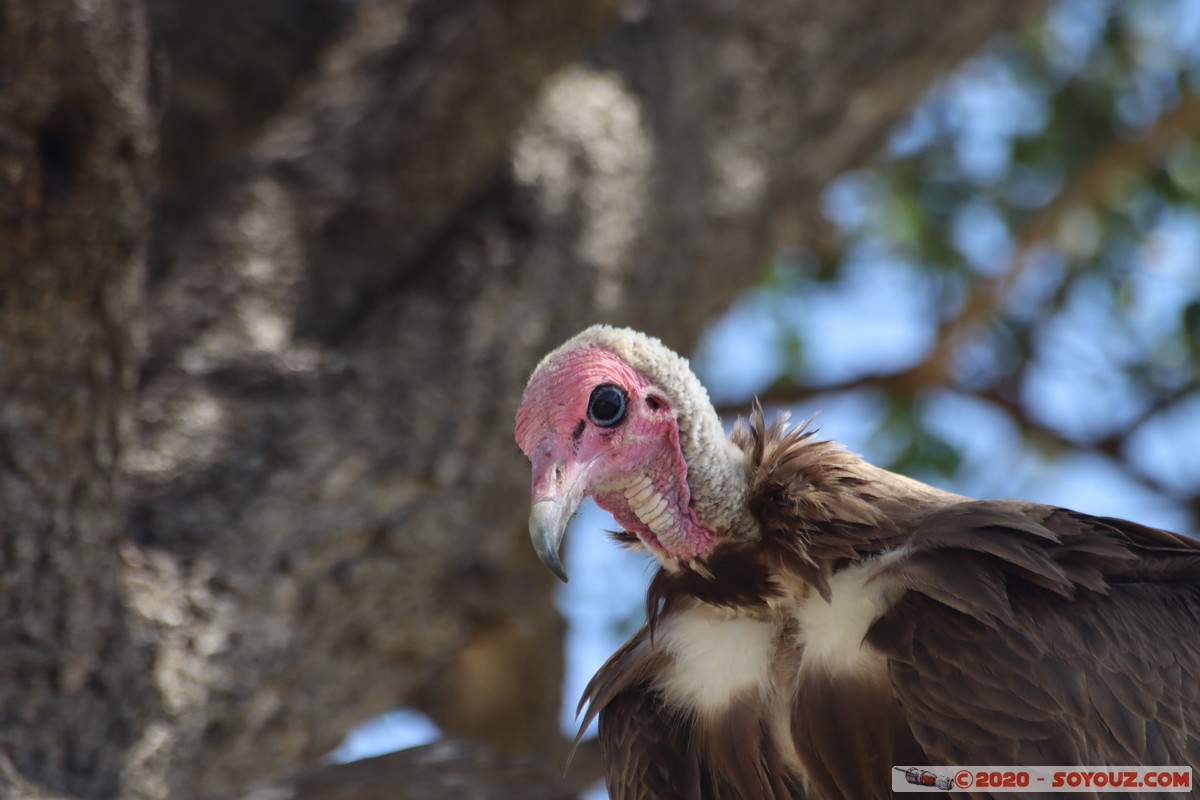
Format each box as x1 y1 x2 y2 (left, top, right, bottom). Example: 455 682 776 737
530 498 572 583
527 440 589 583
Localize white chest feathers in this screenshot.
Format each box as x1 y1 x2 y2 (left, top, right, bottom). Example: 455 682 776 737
651 555 902 717
656 604 777 716
794 555 900 676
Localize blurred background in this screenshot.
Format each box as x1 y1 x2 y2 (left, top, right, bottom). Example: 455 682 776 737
339 0 1200 796
4 0 1198 798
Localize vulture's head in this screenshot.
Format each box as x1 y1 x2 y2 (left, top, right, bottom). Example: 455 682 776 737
515 326 755 581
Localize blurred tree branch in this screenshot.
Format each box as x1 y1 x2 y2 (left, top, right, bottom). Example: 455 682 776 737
914 88 1200 387
717 78 1200 531
721 363 1199 521
258 739 582 800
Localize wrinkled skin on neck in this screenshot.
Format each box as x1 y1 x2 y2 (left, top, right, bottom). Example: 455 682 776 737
515 346 718 574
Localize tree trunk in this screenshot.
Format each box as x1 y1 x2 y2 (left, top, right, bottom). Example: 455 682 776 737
0 1 155 796
0 0 1041 796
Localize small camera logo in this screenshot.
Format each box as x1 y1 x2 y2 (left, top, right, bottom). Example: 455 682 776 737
894 767 954 791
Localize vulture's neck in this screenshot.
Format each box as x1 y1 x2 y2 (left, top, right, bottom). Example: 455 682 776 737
675 400 759 546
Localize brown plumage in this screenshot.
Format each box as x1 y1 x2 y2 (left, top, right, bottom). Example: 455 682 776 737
515 326 1200 800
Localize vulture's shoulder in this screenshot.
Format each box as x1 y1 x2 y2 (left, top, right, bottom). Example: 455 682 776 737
733 409 926 563
732 407 894 534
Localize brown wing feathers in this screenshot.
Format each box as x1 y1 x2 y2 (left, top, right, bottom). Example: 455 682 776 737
866 500 1200 781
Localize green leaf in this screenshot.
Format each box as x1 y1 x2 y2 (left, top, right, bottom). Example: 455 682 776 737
1183 301 1200 352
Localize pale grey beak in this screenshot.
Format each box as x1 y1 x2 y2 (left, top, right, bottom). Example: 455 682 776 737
529 498 571 582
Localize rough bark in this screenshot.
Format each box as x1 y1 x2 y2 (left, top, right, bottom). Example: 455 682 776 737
0 0 155 796
0 0 1041 797
145 0 354 191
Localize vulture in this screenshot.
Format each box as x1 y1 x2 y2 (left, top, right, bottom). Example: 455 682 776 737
514 325 1200 800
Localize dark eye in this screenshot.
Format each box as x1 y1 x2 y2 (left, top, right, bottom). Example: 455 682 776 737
587 383 627 427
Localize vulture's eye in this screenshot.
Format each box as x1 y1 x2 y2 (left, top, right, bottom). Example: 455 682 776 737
588 384 627 427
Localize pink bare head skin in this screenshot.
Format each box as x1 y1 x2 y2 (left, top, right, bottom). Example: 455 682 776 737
516 326 757 578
